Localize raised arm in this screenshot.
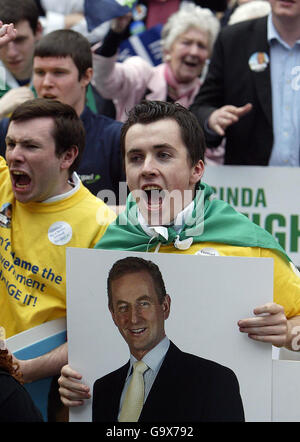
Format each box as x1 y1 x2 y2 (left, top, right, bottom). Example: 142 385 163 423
91 14 152 121
13 342 68 383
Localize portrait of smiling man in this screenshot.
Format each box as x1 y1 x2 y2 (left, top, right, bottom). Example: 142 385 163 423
92 256 244 422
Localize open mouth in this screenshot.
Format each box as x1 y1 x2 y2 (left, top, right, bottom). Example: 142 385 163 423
184 61 198 67
143 186 165 209
183 58 201 69
11 170 31 190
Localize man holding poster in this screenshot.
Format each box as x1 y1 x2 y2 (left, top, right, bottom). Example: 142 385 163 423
92 256 244 422
59 100 300 411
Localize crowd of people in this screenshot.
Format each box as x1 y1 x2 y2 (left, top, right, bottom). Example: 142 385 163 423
0 0 300 423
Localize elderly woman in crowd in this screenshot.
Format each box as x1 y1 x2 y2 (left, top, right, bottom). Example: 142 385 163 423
92 3 220 123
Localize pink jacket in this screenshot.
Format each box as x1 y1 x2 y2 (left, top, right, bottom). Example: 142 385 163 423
92 54 201 122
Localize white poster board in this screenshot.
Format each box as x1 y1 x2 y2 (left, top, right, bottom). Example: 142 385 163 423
67 248 273 422
203 166 300 266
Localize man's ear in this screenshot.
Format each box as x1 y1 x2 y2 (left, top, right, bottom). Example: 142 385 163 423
189 159 205 186
60 145 78 171
34 21 43 41
162 294 171 320
80 67 93 88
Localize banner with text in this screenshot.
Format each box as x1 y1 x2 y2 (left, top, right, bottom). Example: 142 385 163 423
203 166 300 266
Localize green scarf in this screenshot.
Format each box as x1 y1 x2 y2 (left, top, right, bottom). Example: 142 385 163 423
95 182 289 261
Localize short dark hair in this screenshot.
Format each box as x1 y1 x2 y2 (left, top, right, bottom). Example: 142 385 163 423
107 257 167 310
0 0 40 34
120 100 205 166
34 29 92 80
9 98 85 175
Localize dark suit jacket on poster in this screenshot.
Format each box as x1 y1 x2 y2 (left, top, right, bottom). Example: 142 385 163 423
190 16 273 165
92 342 245 422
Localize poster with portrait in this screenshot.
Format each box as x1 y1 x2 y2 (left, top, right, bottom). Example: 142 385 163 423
66 248 275 422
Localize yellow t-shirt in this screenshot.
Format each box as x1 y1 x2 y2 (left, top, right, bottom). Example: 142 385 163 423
0 157 116 337
156 241 300 319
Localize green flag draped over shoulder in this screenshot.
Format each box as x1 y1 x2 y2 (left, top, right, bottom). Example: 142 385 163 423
95 182 290 261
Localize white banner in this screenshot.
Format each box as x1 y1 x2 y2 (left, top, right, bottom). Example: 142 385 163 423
203 165 300 266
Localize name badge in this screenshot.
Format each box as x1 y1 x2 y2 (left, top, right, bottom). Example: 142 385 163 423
248 52 269 72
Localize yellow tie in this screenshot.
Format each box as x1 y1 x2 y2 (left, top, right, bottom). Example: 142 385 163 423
119 360 148 422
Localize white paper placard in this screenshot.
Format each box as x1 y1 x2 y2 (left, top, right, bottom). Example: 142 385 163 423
67 248 274 422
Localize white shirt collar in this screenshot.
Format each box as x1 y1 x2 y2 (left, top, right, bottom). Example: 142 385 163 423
267 12 300 48
138 200 194 241
129 336 170 373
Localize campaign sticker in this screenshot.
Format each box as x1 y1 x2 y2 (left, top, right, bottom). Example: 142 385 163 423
48 221 72 246
133 4 147 21
195 247 220 257
0 202 12 228
248 52 269 72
